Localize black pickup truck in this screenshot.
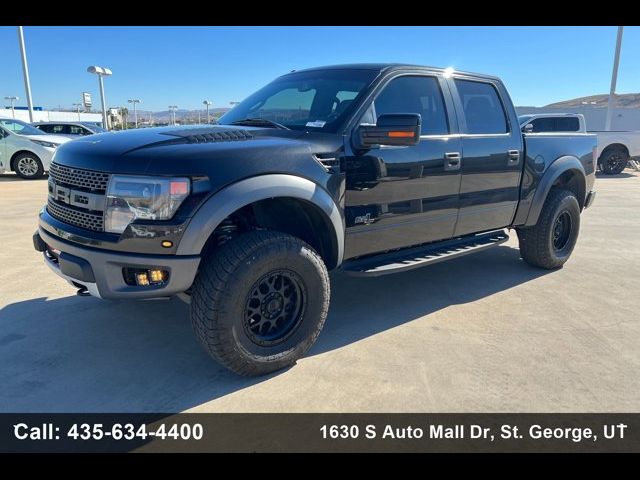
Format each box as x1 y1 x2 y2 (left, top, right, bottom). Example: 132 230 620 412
34 64 597 376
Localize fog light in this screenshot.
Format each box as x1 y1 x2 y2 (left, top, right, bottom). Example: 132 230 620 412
161 240 173 248
123 267 170 287
149 269 165 283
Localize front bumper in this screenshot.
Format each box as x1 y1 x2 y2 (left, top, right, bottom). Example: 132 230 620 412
34 228 200 300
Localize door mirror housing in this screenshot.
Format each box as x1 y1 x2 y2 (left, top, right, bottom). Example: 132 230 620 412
522 123 534 133
355 113 421 149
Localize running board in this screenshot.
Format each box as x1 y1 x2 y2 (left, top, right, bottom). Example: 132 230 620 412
341 230 509 277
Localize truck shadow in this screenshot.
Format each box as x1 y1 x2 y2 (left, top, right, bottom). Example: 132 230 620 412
595 172 636 179
0 245 549 412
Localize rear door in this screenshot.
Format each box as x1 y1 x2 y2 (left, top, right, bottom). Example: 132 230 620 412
449 77 523 236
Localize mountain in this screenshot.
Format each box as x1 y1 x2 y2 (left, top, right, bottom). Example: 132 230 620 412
114 108 231 124
546 93 640 108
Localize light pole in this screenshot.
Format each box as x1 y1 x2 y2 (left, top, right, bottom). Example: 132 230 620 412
168 106 178 126
605 26 624 132
87 65 113 130
128 99 141 128
4 96 19 118
203 100 212 124
17 27 34 122
72 102 82 121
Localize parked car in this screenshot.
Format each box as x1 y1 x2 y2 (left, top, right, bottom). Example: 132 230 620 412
519 113 640 175
33 121 107 138
35 64 597 376
0 118 70 179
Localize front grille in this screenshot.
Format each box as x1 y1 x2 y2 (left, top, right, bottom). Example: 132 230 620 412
49 163 110 192
47 198 104 231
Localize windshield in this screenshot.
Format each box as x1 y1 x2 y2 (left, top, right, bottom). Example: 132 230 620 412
81 122 106 132
518 115 533 126
218 68 379 133
0 118 45 135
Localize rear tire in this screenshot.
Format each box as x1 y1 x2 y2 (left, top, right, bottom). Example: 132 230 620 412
599 147 628 175
190 230 330 376
516 188 580 269
13 152 44 179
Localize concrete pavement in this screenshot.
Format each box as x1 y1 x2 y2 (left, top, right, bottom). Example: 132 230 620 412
1 171 639 412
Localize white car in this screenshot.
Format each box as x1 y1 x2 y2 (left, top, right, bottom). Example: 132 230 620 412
0 118 70 179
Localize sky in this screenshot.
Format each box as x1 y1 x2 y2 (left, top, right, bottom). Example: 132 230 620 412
1 26 638 112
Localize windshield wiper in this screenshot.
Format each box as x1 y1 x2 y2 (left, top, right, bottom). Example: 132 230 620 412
229 118 289 130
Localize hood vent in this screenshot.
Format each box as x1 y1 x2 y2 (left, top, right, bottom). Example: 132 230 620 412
163 128 253 144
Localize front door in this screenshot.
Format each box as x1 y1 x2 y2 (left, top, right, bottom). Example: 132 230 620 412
343 74 462 259
0 128 7 173
448 77 523 236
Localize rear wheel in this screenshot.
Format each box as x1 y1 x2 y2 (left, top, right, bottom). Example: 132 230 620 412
190 230 330 376
13 152 44 179
599 147 628 175
516 188 580 269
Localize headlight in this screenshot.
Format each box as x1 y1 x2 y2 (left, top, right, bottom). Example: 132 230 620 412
30 139 60 148
104 175 190 234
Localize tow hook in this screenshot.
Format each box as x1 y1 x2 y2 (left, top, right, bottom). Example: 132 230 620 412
76 286 91 297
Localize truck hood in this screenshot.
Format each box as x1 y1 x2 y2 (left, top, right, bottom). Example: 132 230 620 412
51 124 340 176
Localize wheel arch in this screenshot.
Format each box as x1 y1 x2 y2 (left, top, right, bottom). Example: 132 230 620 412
524 156 586 227
177 174 344 269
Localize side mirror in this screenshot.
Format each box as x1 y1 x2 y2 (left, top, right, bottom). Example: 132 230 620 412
355 113 421 149
522 123 533 133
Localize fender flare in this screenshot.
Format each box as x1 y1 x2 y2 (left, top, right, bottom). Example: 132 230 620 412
176 174 344 265
524 155 586 227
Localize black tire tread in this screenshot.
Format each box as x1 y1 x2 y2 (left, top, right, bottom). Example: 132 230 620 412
190 230 330 376
599 146 628 175
517 188 579 270
13 152 44 179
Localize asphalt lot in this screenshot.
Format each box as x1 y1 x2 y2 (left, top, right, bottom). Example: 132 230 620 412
1 170 639 413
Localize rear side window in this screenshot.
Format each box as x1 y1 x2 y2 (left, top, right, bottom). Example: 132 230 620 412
455 79 508 134
372 76 449 135
529 116 580 132
38 124 53 133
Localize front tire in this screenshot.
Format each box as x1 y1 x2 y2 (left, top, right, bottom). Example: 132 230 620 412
13 152 44 179
517 188 581 269
599 147 628 175
190 230 330 376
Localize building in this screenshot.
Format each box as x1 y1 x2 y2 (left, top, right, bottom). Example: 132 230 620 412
1 108 103 126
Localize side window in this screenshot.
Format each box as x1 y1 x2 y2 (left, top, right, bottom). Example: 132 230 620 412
51 125 65 134
454 79 508 134
555 117 580 132
69 125 84 135
530 117 555 132
37 125 52 133
368 75 449 135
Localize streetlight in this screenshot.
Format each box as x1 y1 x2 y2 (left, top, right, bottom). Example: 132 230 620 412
87 65 113 130
168 105 178 126
17 27 34 122
72 102 82 121
203 100 212 124
128 99 141 128
4 96 19 118
605 26 624 131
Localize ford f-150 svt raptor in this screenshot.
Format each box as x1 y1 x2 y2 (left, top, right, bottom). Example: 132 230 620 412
34 64 597 376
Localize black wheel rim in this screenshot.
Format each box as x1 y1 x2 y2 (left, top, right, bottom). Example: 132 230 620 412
552 211 572 251
244 270 306 346
606 153 625 171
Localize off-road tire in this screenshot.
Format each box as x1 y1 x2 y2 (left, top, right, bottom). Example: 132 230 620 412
517 188 580 270
13 152 44 179
190 230 330 376
599 146 628 175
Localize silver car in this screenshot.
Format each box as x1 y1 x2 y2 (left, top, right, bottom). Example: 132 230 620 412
0 118 70 179
33 121 106 138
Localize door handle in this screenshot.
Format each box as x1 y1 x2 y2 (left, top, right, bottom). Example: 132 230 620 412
508 150 520 164
444 152 461 171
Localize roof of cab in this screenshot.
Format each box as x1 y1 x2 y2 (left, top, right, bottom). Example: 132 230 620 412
287 63 500 80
